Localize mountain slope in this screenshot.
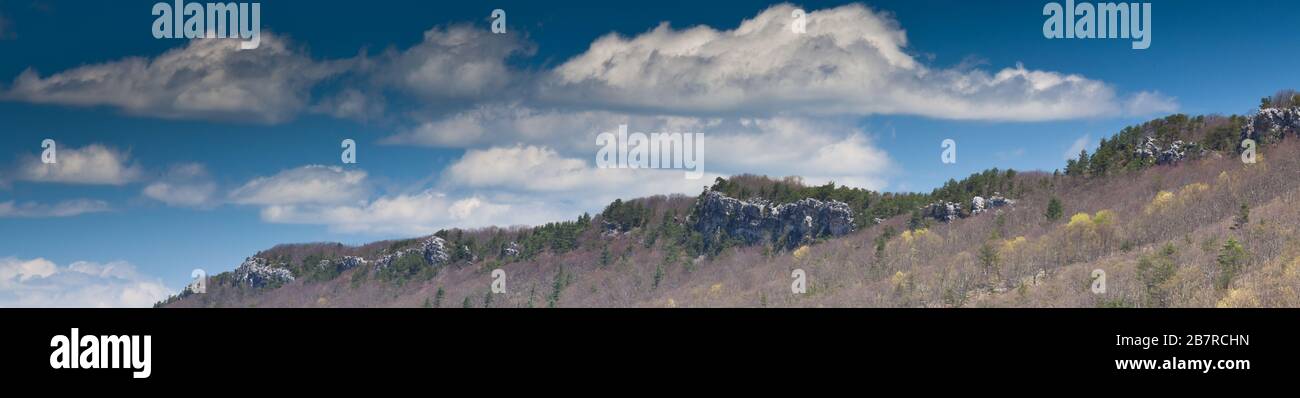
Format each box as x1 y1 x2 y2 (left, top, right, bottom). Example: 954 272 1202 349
159 95 1300 308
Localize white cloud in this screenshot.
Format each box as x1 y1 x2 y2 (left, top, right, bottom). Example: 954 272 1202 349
1064 134 1093 160
706 118 893 189
1124 91 1179 116
0 199 110 218
0 258 171 308
444 144 717 195
228 165 368 206
377 24 533 100
142 163 218 208
257 191 551 236
542 3 1173 121
3 34 342 123
310 88 386 121
16 144 142 185
383 103 712 152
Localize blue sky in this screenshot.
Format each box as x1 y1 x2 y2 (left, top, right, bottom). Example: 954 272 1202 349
0 0 1296 306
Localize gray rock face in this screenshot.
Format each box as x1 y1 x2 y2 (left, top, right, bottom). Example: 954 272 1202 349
315 256 369 271
1242 107 1300 143
971 193 1016 215
376 236 450 270
924 201 962 223
1135 137 1198 165
234 257 295 288
692 190 855 249
502 242 521 257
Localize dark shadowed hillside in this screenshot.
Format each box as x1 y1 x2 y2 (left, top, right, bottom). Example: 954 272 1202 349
159 92 1300 308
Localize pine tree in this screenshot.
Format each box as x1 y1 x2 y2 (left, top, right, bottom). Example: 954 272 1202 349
1045 197 1064 221
1216 239 1248 289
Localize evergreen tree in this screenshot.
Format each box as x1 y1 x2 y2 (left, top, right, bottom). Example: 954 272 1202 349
1045 197 1064 221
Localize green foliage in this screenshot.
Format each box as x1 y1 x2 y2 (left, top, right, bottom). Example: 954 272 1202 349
652 264 665 290
1137 244 1178 307
349 265 369 288
874 226 897 259
601 199 651 231
376 251 436 285
519 217 589 259
547 267 570 308
1045 197 1064 222
1216 239 1248 289
978 241 1000 277
907 209 924 231
434 287 445 308
929 168 1021 217
1065 149 1090 177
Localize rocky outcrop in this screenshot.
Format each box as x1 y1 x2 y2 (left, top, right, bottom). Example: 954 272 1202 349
502 242 521 257
1242 107 1300 143
234 257 295 288
692 190 855 249
1135 137 1198 165
375 236 450 270
971 193 1015 216
924 201 962 223
317 256 366 272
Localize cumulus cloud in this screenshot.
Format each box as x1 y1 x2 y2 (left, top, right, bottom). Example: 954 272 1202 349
384 103 713 152
228 165 368 206
0 199 110 218
0 258 171 308
706 118 893 189
258 191 552 236
3 34 343 123
143 163 218 208
445 144 717 195
542 3 1172 121
376 24 534 101
16 144 142 185
401 104 893 189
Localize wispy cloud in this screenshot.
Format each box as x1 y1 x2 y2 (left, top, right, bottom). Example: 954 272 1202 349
0 199 110 218
142 163 218 208
228 165 368 206
1064 134 1093 160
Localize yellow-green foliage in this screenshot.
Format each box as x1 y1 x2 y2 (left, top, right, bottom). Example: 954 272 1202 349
901 228 928 243
1002 236 1027 252
1093 210 1117 227
792 245 810 261
1067 212 1093 228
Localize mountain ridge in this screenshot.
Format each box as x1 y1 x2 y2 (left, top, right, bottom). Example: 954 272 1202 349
158 91 1300 308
